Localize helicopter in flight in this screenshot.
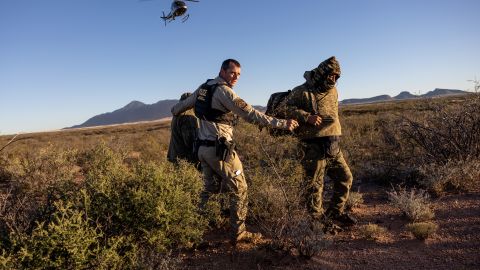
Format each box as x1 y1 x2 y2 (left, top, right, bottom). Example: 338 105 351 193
160 0 199 25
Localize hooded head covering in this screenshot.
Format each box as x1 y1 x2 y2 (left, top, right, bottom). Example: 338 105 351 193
304 56 341 91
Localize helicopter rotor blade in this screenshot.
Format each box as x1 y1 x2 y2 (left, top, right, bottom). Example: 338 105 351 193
161 12 169 26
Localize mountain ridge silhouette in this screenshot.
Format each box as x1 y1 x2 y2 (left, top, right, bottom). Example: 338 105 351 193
69 88 468 128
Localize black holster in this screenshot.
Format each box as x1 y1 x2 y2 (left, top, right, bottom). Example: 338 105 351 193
215 137 236 162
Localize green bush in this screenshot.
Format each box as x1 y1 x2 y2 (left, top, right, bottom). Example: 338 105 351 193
0 200 139 269
0 146 80 239
358 223 387 241
81 144 207 251
406 222 438 240
0 144 205 269
1 201 103 269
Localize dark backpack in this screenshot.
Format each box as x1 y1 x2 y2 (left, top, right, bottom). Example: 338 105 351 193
264 90 293 136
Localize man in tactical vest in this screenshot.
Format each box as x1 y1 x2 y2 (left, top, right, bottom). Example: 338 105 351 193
171 59 298 245
284 56 356 229
167 92 199 165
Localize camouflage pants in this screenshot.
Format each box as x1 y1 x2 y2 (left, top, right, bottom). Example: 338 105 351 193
301 139 353 217
198 145 248 239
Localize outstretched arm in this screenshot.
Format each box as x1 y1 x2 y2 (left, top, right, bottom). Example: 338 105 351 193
171 90 197 116
217 86 298 131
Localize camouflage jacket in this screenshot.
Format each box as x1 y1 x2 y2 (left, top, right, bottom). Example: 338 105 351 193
284 71 342 140
167 108 198 163
167 110 198 162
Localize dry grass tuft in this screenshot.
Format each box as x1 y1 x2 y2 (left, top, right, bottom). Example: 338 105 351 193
387 187 435 222
406 222 438 240
358 223 387 241
289 218 331 259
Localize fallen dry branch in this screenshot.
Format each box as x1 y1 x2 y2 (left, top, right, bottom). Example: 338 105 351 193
0 134 19 153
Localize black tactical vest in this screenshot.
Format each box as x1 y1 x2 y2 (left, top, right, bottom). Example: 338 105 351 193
194 79 237 126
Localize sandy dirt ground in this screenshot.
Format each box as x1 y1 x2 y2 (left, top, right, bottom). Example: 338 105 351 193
180 184 480 270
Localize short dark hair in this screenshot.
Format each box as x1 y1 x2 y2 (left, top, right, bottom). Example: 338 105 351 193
221 59 241 71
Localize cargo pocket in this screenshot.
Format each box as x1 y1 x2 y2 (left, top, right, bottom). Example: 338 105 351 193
324 136 340 158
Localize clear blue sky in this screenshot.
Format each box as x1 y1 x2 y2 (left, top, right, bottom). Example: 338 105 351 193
1 0 479 134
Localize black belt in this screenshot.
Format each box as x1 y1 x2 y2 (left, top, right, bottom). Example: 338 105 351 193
197 139 216 147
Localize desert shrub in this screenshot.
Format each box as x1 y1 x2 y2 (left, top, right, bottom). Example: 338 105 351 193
247 156 303 227
250 183 289 226
234 121 301 167
130 133 169 163
0 143 203 269
342 94 480 190
345 113 429 186
392 94 480 192
0 146 80 239
339 99 432 185
400 94 480 164
81 144 206 251
406 222 438 240
418 158 480 195
358 223 387 241
235 121 303 220
233 122 331 257
0 200 135 269
201 192 229 229
289 218 330 259
17 145 79 188
340 111 386 181
0 156 14 183
248 158 312 253
387 187 434 222
345 191 364 211
0 200 145 270
136 249 182 270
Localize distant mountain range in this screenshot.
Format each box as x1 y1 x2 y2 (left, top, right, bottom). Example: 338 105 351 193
340 88 467 105
69 100 178 129
69 88 468 129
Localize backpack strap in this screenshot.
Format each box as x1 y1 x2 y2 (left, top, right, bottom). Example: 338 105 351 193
308 89 319 115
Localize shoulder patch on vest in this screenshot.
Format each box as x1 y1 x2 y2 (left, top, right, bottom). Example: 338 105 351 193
233 98 250 112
